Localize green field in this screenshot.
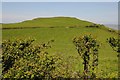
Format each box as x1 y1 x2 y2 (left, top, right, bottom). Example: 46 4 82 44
2 17 119 78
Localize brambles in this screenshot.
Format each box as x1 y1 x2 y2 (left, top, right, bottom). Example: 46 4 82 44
73 34 99 79
2 39 59 79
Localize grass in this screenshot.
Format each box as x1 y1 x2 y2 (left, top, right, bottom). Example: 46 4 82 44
2 17 119 78
2 27 118 78
2 17 93 29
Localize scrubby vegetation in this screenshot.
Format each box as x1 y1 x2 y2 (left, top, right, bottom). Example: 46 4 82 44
2 39 59 79
2 38 100 79
73 35 99 79
107 37 120 56
2 17 119 79
86 24 99 28
2 35 119 79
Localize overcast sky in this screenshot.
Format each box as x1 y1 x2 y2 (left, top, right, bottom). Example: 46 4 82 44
1 1 118 25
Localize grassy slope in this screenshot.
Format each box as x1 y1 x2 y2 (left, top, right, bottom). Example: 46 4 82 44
2 17 119 78
2 27 118 78
2 17 93 28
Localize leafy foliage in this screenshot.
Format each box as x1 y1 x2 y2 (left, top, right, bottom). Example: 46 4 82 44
73 34 99 79
2 39 59 79
1 35 118 79
107 37 120 53
2 39 86 79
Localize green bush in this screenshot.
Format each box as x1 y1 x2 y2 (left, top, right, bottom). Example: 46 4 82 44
73 34 99 79
2 39 59 79
107 37 120 53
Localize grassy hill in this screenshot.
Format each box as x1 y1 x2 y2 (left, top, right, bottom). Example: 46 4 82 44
2 17 95 29
2 17 119 78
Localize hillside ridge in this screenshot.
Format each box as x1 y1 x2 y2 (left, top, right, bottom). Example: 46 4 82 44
2 16 119 34
2 16 94 29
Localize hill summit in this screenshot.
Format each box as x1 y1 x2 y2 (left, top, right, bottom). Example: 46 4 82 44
2 17 94 29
